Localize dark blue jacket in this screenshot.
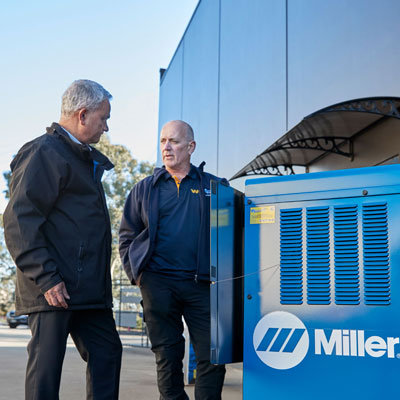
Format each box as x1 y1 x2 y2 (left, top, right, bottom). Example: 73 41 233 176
119 163 226 284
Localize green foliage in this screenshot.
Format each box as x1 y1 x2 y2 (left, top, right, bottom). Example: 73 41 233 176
3 171 11 200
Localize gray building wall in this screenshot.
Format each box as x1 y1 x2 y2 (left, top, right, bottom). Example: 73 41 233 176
158 0 400 189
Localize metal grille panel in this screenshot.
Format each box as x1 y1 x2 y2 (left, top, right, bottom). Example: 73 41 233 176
362 202 390 305
306 206 330 304
280 208 303 304
334 205 360 304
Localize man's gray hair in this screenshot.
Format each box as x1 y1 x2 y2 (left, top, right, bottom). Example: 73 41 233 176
61 79 112 117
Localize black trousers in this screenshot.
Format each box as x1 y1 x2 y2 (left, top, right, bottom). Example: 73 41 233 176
140 271 226 400
26 309 122 400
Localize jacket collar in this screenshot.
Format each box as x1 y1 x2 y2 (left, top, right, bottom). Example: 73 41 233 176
46 123 114 171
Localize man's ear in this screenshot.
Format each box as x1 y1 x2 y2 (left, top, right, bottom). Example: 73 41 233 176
78 108 87 126
188 140 196 155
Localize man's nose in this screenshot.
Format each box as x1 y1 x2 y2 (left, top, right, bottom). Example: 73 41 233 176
164 141 171 150
104 122 109 132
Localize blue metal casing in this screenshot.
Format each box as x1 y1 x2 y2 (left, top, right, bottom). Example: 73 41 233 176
243 165 400 399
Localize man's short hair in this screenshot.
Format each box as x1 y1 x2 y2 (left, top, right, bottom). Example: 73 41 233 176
61 79 112 117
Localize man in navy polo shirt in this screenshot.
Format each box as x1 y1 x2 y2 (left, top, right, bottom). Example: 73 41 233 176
119 120 226 399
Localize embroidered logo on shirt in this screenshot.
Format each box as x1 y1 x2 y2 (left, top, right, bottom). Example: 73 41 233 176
191 189 200 194
204 188 211 197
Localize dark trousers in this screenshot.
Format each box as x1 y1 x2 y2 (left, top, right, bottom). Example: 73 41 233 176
140 271 226 400
26 309 122 400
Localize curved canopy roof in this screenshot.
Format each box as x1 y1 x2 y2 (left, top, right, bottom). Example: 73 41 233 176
231 97 400 180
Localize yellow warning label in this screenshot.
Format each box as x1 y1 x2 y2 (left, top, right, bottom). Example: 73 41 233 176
250 206 275 224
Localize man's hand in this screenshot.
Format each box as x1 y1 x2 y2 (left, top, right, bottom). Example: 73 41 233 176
44 282 70 309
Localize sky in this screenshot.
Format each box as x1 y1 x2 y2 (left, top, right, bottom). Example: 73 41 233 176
0 0 199 212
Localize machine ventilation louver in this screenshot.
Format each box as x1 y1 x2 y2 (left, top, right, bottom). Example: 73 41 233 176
362 202 390 305
280 202 391 306
306 206 331 305
334 205 360 305
280 208 303 304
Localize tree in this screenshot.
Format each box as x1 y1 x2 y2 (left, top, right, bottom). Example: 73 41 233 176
3 171 11 200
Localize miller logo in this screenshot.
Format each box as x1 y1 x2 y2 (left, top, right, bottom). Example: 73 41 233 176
253 311 400 370
253 311 309 370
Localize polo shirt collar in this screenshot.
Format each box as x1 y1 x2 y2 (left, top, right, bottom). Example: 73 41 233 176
163 164 197 181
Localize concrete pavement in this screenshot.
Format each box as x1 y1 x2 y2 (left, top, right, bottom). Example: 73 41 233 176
0 323 242 400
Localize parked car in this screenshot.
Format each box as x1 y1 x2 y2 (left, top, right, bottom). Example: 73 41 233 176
6 310 28 328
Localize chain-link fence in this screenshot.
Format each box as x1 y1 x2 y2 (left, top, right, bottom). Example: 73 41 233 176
113 274 149 348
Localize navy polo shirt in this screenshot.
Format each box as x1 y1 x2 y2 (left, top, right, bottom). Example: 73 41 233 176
148 166 202 279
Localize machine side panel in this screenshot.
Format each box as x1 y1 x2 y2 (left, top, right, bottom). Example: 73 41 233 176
210 181 244 364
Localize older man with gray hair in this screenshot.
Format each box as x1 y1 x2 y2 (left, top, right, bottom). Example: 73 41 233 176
3 79 122 400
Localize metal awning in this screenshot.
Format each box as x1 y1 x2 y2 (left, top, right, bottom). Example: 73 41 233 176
231 97 400 180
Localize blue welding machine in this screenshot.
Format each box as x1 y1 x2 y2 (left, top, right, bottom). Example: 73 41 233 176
210 164 400 399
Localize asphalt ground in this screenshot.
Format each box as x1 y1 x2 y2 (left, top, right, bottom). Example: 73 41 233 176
0 323 242 400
